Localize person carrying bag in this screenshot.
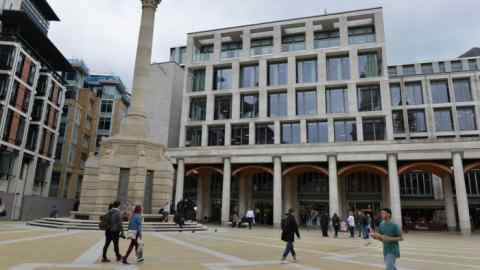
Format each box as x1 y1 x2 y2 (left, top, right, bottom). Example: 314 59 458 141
122 205 144 264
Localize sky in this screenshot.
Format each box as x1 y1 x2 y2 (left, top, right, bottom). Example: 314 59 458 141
46 0 480 90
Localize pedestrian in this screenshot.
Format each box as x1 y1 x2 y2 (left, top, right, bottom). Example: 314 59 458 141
246 208 255 230
49 205 59 218
364 213 372 239
102 201 124 263
281 208 300 263
0 198 6 217
320 212 330 237
123 205 143 264
371 208 403 270
356 211 363 238
347 211 355 238
231 212 239 228
331 213 340 238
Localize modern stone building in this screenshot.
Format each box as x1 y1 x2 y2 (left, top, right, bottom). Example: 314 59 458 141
164 7 480 235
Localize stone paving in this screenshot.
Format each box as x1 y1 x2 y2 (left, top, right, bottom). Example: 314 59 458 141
1 222 479 270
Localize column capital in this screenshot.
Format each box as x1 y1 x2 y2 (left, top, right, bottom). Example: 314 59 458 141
451 151 464 159
272 156 282 162
222 157 231 162
387 152 398 159
141 0 161 9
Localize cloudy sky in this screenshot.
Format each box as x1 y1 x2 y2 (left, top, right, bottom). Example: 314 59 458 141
47 0 479 90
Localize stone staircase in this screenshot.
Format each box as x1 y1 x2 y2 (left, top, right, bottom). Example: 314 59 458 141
27 217 208 232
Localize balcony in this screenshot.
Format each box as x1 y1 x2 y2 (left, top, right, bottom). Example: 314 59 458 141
221 41 242 59
250 46 272 56
348 26 376 45
221 49 242 59
282 34 305 52
192 44 213 63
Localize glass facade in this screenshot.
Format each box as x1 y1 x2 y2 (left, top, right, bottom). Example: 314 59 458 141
191 69 206 92
434 109 453 132
296 90 317 115
453 79 472 102
358 52 381 78
465 170 480 197
421 63 434 74
357 85 381 112
193 45 213 62
451 61 463 72
326 87 348 113
214 96 231 120
390 83 402 106
327 55 350 81
457 107 476 131
231 124 249 145
314 30 340 48
402 65 416 75
250 38 273 56
348 25 375 44
405 82 423 105
307 121 328 143
255 123 274 144
268 92 287 117
240 94 259 118
430 80 450 104
240 64 259 88
408 109 427 132
186 126 202 147
221 42 242 59
392 110 405 134
296 59 317 83
400 172 433 197
268 62 288 86
281 122 300 144
282 34 305 52
363 117 385 141
189 97 206 121
334 119 357 142
208 126 225 146
214 67 233 90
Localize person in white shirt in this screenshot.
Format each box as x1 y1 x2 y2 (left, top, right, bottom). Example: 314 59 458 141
245 209 255 230
347 211 355 238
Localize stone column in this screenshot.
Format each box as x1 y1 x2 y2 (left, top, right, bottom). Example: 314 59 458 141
203 176 211 219
239 176 247 217
442 176 457 231
221 158 231 225
175 159 185 206
196 176 204 221
388 154 402 227
273 156 282 227
452 153 471 236
329 155 340 217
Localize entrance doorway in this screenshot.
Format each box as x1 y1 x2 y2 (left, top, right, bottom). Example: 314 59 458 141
252 173 273 225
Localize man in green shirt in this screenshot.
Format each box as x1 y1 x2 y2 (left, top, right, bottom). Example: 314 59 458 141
371 208 403 270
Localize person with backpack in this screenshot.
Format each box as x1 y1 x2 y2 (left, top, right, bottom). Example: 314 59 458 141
331 213 341 238
102 201 124 263
123 205 143 264
281 208 300 263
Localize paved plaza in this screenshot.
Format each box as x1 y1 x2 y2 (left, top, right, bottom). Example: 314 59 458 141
1 223 479 270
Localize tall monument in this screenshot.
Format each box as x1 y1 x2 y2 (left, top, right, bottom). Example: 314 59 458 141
78 0 174 217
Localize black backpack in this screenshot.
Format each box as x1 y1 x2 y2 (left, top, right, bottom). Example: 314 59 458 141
99 211 113 231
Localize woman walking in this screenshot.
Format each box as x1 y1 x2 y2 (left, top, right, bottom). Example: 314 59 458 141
123 205 143 264
332 213 341 238
281 209 300 263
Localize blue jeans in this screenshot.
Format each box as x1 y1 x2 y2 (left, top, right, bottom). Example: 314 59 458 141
384 254 397 270
282 241 296 259
363 225 370 239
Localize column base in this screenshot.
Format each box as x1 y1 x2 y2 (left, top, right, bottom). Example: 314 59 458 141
447 226 457 232
460 228 472 237
273 223 282 229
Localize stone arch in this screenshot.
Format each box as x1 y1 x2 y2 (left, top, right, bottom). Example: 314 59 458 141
398 162 452 177
464 161 480 173
283 164 328 177
338 163 388 177
185 166 223 176
232 165 274 177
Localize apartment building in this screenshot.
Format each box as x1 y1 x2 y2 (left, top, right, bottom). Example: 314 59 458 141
165 7 479 235
0 0 70 219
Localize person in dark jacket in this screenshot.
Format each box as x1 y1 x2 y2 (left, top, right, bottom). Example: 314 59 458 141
281 209 300 263
331 213 341 238
320 212 330 237
102 201 124 263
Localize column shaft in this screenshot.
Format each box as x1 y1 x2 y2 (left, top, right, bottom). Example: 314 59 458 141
388 154 402 227
221 158 231 225
175 159 185 206
442 176 457 231
273 157 282 227
329 156 340 217
452 153 471 236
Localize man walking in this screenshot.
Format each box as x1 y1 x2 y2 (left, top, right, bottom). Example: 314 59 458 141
320 212 330 237
102 201 124 263
281 209 300 263
331 213 341 238
372 208 403 270
347 211 355 238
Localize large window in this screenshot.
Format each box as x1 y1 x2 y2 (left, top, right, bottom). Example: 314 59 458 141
327 55 350 81
390 83 402 106
408 109 427 132
250 37 273 56
392 110 405 134
214 95 231 120
405 82 423 105
469 59 478 71
281 122 300 144
15 53 25 78
348 25 375 44
98 117 111 131
451 61 463 72
438 62 446 73
421 63 434 74
400 172 433 197
465 170 480 197
402 65 416 75
186 126 202 147
193 44 213 62
453 79 473 102
0 74 10 101
231 124 249 145
100 100 113 113
357 85 381 112
268 62 288 86
314 30 340 48
0 45 15 70
191 69 205 92
255 123 274 144
346 172 382 193
189 97 206 121
208 126 225 146
307 121 328 143
326 87 348 113
282 34 305 52
221 41 242 59
296 90 317 115
334 119 357 142
434 109 453 132
268 92 287 117
213 67 232 90
27 63 37 86
363 117 385 141
240 64 259 88
457 107 476 131
240 94 259 118
296 59 317 83
430 80 450 104
358 52 381 78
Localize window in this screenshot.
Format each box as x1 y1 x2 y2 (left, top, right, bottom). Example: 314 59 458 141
408 110 427 132
231 124 249 145
268 92 287 117
388 66 397 77
186 126 202 147
453 79 472 102
59 123 66 137
240 94 258 118
438 62 446 73
213 67 232 90
191 69 205 92
98 117 111 130
189 97 206 121
430 80 450 104
281 122 300 144
193 44 213 62
307 121 328 143
358 52 381 78
405 82 423 105
457 107 476 131
255 123 274 144
465 170 480 197
282 34 305 52
214 96 231 120
268 62 288 86
363 118 385 141
400 172 433 197
100 100 113 113
314 30 340 48
296 90 317 115
421 63 433 74
357 85 381 112
208 126 225 146
250 37 273 56
402 65 416 75
15 53 25 78
468 59 478 70
0 74 9 101
221 42 242 59
326 87 348 113
0 45 15 70
334 119 357 142
297 59 317 83
390 83 402 106
348 25 375 44
327 55 350 81
240 64 259 88
27 63 37 86
65 71 77 81
451 61 463 72
392 110 405 134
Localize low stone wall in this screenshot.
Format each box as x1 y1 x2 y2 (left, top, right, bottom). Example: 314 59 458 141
0 192 14 220
20 196 75 221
